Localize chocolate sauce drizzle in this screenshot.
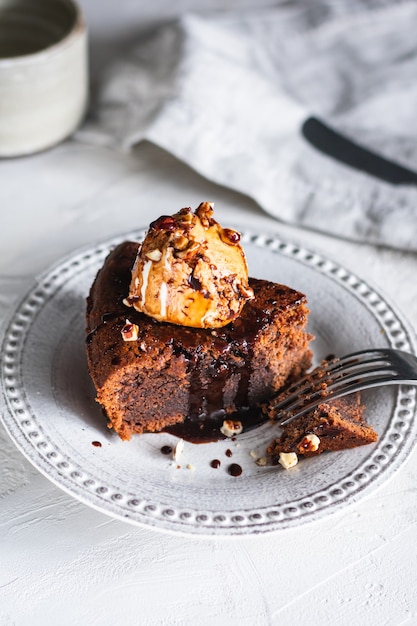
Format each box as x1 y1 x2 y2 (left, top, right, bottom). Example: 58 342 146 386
86 311 122 344
166 321 264 442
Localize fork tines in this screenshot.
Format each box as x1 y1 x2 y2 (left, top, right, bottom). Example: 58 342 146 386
273 349 403 426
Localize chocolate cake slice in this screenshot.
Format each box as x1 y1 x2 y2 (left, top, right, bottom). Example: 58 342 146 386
86 241 313 441
266 394 378 462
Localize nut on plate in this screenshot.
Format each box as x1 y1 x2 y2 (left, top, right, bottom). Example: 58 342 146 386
220 420 243 437
278 452 298 470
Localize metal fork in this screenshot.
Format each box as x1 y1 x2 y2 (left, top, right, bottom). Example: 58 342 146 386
271 349 417 426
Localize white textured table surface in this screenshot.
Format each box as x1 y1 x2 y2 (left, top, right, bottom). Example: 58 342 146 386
2 3 417 625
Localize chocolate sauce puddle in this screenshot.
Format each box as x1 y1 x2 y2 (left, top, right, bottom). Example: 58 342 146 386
164 406 266 443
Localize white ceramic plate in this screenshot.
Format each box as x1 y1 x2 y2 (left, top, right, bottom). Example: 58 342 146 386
1 230 417 536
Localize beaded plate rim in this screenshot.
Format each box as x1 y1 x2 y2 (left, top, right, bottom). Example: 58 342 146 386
1 229 417 536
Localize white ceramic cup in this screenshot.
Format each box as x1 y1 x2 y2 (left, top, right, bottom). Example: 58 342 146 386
0 0 88 157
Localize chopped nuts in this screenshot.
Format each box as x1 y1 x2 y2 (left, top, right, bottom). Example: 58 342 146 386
171 233 189 251
177 208 193 224
175 240 201 259
121 319 139 342
220 420 243 437
297 433 320 454
255 456 267 466
145 248 162 262
237 282 255 300
195 201 214 228
220 228 241 245
278 452 298 470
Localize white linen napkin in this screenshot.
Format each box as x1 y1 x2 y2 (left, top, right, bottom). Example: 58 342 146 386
81 0 417 251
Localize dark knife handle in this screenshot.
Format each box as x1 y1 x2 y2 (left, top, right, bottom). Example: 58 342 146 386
302 116 417 185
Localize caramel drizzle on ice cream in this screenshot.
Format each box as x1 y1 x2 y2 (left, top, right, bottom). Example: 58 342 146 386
125 202 254 329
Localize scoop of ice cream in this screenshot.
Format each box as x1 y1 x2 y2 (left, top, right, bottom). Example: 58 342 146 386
125 202 254 328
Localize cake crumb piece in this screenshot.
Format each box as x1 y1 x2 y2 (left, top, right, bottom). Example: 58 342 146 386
267 395 377 460
255 456 267 466
278 452 298 470
249 450 258 459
